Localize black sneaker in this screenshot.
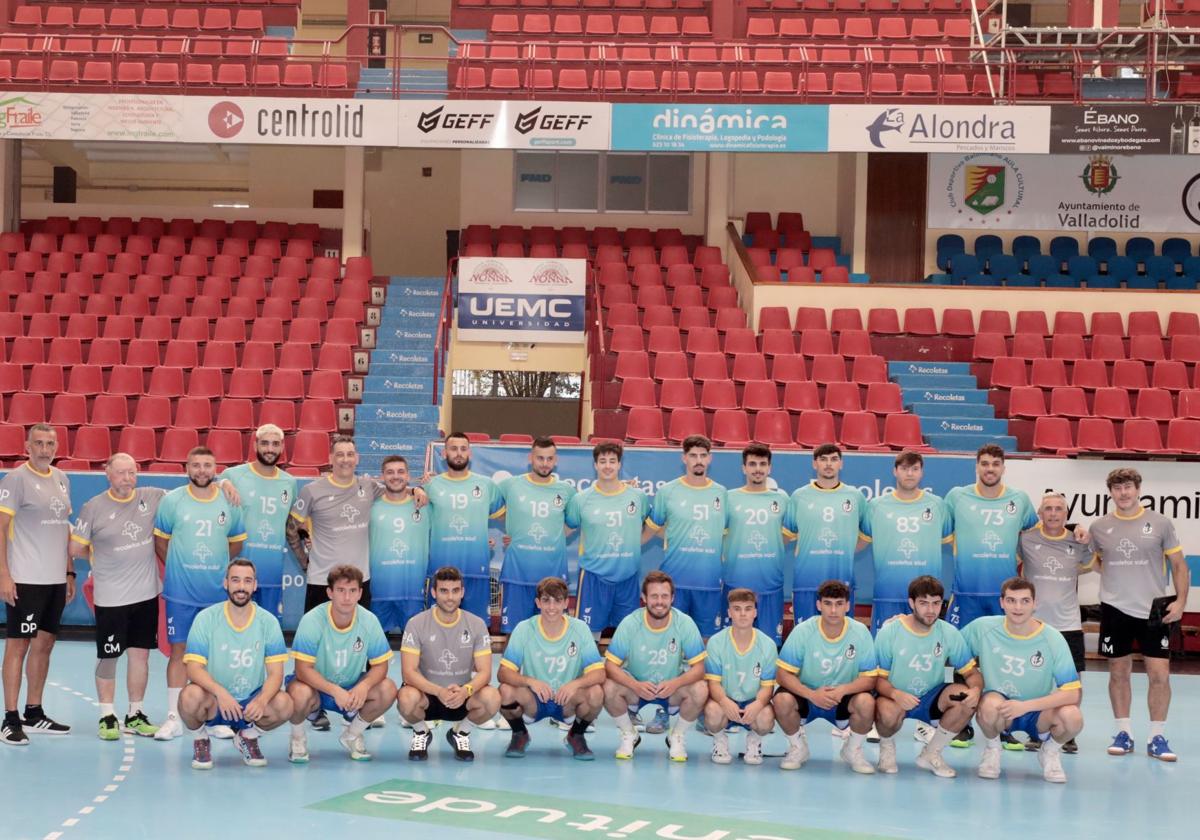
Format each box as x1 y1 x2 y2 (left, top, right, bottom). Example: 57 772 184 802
1 718 29 746
950 724 974 748
446 726 475 761
564 732 595 761
1025 738 1042 752
1063 737 1078 755
408 729 431 761
1001 731 1025 751
505 731 531 758
23 711 70 735
311 710 331 732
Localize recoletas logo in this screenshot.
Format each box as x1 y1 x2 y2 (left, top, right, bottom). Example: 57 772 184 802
208 102 244 139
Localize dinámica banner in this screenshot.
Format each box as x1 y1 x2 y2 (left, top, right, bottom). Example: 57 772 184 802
456 257 587 343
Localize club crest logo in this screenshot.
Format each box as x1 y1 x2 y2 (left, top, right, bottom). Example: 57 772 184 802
846 644 857 660
472 485 482 499
668 637 678 654
770 501 780 514
964 164 1006 215
566 641 578 657
281 489 290 504
412 509 422 523
1080 155 1119 195
1005 501 1017 515
626 501 638 515
921 507 933 522
357 485 367 498
713 497 721 512
138 498 148 513
353 636 364 652
933 642 943 657
217 511 227 526
1030 650 1045 668
1142 522 1154 535
842 499 853 513
553 494 564 508
461 628 472 645
752 662 762 678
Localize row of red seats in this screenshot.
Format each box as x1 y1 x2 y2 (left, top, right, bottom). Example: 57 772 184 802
0 364 344 400
598 265 732 293
1 260 353 288
605 309 747 335
600 286 735 312
461 223 699 250
616 377 904 413
0 294 366 322
0 340 355 372
1033 416 1200 456
462 0 703 9
742 0 980 9
3 234 321 258
745 211 804 235
488 12 712 36
462 432 583 444
13 5 265 30
25 217 322 241
0 276 366 307
745 15 969 37
973 332 1200 364
611 348 889 384
0 56 347 90
1009 386 1200 422
0 315 360 346
985 358 1198 393
620 405 929 450
603 326 770 359
748 246 839 271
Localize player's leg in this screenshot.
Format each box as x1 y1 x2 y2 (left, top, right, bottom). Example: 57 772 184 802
1100 602 1136 753
610 574 643 638
93 604 122 741
21 583 65 734
464 685 500 724
1034 704 1083 783
252 691 293 732
499 683 539 756
178 684 217 770
562 683 603 761
286 678 320 763
1144 654 1174 761
691 590 724 643
873 695 905 773
770 688 809 768
701 697 734 764
252 586 283 619
870 599 907 634
756 590 784 646
1 604 32 745
839 693 876 774
974 692 1005 779
603 680 642 758
791 588 818 623
158 600 199 740
909 686 963 778
441 682 493 763
574 569 606 639
664 680 707 762
461 575 491 622
500 583 537 635
742 702 775 765
122 597 158 736
396 686 435 760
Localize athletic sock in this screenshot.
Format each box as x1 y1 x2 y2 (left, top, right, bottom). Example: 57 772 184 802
880 735 894 745
346 716 369 738
4 709 18 723
291 723 306 738
128 701 144 716
453 720 472 735
24 704 43 718
786 729 805 748
847 731 866 750
1115 717 1131 734
616 714 636 735
1043 737 1063 755
671 715 692 736
167 687 181 717
985 736 1001 750
99 703 116 718
930 725 955 753
1149 721 1166 741
501 704 527 735
569 717 592 737
411 720 429 734
241 725 260 740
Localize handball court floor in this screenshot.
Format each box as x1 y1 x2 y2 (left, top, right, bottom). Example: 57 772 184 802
3 641 1198 840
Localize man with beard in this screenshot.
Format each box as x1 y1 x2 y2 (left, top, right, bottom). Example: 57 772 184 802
220 425 299 621
180 559 291 770
644 436 727 638
424 433 505 620
497 437 576 634
368 456 431 637
603 571 707 762
153 447 247 742
69 454 165 741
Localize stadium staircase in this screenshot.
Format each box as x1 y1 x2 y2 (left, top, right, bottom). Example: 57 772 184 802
889 359 1017 452
354 277 444 473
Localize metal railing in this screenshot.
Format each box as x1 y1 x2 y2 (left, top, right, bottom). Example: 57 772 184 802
433 256 457 407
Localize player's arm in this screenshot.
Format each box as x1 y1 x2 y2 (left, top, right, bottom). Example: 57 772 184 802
227 539 243 559
285 514 310 570
399 649 449 697
704 673 743 721
773 660 816 702
0 511 13 605
1165 548 1190 623
242 659 286 722
153 534 170 565
467 650 493 695
662 657 707 693
184 656 242 719
1001 685 1081 719
641 520 660 544
293 658 345 698
831 672 878 702
604 657 658 700
562 661 606 694
346 660 391 712
216 478 242 507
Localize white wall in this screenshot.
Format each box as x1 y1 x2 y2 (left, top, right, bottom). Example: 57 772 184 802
731 152 847 235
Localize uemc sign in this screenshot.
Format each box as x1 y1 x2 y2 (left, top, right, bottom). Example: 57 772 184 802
457 257 587 344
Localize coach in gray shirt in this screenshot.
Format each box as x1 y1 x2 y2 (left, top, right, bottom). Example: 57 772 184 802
1089 468 1188 762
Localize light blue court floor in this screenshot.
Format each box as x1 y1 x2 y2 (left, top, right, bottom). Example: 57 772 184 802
3 641 1198 840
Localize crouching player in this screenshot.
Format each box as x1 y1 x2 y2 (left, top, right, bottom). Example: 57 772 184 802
498 577 606 760
603 571 708 762
873 575 981 778
286 565 397 763
965 577 1083 784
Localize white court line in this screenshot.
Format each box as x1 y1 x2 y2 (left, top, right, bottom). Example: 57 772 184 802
61 819 78 827
92 796 107 804
77 808 93 815
43 832 63 840
112 775 125 782
103 785 118 792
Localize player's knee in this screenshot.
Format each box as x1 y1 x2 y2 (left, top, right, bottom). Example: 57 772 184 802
850 693 874 715
95 658 118 680
753 707 776 733
1056 704 1083 733
771 691 796 716
374 678 398 703
1146 665 1170 688
687 680 709 705
475 685 501 714
270 692 294 719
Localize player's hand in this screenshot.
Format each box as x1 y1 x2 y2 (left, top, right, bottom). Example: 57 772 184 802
555 681 580 707
810 687 839 711
345 683 370 712
653 678 680 700
953 685 981 709
439 685 466 709
996 699 1027 721
894 690 920 711
633 680 659 702
1073 526 1089 544
331 687 355 712
219 480 242 507
412 487 429 509
502 534 512 548
740 700 764 724
242 694 269 722
1163 600 1185 624
527 678 554 703
720 697 742 722
216 689 243 721
0 574 16 606
65 574 76 604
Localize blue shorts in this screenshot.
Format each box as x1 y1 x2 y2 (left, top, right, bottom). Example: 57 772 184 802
724 698 755 731
946 593 1001 628
252 587 283 619
793 584 855 624
906 684 950 724
461 575 492 622
529 698 571 724
500 582 542 633
165 599 206 644
986 690 1044 739
675 588 723 638
284 674 360 722
575 570 640 633
724 586 784 645
871 599 910 634
372 598 425 633
205 686 261 732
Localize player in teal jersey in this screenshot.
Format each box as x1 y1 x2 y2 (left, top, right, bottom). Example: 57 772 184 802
874 575 982 778
220 425 299 620
964 577 1084 784
424 433 505 620
499 438 577 633
179 559 292 770
773 580 878 774
723 444 794 644
153 446 248 742
286 565 397 763
564 441 651 637
498 577 606 760
645 436 727 637
603 571 708 761
785 444 868 624
861 450 953 633
702 588 777 765
944 445 1038 629
369 455 432 634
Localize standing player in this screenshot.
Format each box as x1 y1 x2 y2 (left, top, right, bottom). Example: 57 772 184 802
286 565 397 763
396 566 499 761
498 577 605 760
861 450 953 632
1089 468 1189 762
179 559 292 769
0 424 73 744
564 441 650 637
645 436 727 638
873 576 982 778
153 447 247 741
772 580 878 774
498 438 576 633
220 424 298 620
723 444 793 644
702 588 777 765
964 577 1083 783
785 444 868 623
424 432 505 621
69 454 164 740
368 455 431 636
603 571 708 761
1018 491 1092 754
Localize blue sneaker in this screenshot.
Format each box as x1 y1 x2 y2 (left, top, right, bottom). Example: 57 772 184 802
1107 731 1134 756
645 706 670 735
1147 735 1177 763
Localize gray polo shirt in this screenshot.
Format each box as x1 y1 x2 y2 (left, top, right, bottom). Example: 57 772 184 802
400 607 491 688
0 463 72 585
292 475 382 585
1019 524 1093 632
72 487 165 607
1090 508 1183 619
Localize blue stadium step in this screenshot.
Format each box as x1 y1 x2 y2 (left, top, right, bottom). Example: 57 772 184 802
907 401 996 419
888 361 973 378
357 403 440 424
927 432 1018 454
900 387 990 406
377 323 438 345
891 373 979 390
380 305 441 324
373 348 437 366
354 419 437 438
920 417 1011 437
355 436 430 458
368 363 435 379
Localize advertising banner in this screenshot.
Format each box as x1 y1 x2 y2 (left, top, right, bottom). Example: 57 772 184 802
927 152 1200 232
187 96 399 146
610 104 829 152
456 257 587 343
0 91 189 141
828 104 1051 154
1049 104 1200 155
397 101 611 149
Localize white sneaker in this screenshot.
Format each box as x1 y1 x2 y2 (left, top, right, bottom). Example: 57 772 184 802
866 724 881 744
878 738 898 774
478 716 499 730
615 731 640 760
368 717 384 730
288 732 310 764
206 724 235 740
913 722 935 744
1039 745 1067 784
743 732 763 765
667 729 688 762
154 713 184 742
840 741 876 774
830 725 850 740
978 746 1002 780
711 731 732 764
780 733 809 770
916 747 956 778
339 729 372 761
